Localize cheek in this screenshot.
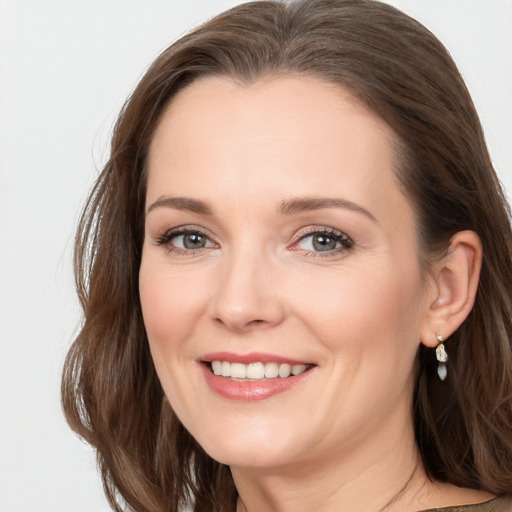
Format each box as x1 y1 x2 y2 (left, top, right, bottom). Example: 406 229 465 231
288 262 424 431
139 256 207 347
139 254 208 418
287 260 425 349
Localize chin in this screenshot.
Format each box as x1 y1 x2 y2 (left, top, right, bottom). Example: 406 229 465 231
188 415 301 469
204 440 294 469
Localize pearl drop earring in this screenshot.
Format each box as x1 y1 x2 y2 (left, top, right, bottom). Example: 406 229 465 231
435 334 448 381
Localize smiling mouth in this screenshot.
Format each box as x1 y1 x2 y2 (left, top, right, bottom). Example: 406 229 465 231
208 361 312 381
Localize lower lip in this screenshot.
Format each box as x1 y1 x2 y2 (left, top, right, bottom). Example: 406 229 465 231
200 364 313 401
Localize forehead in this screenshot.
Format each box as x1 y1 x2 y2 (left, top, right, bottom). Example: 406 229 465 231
146 77 423 245
145 75 419 258
147 75 399 199
150 75 395 150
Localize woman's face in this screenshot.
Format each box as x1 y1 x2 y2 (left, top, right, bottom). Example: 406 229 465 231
139 76 434 470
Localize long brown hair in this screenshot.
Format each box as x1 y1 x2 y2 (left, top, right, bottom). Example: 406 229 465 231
62 1 512 510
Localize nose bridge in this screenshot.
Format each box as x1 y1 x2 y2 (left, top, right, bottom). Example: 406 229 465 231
211 242 284 331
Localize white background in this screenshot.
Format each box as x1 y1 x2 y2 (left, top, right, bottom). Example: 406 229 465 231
0 1 510 511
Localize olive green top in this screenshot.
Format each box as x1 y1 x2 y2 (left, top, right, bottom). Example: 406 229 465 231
421 495 512 511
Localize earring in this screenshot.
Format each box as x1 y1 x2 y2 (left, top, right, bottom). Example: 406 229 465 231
435 334 448 381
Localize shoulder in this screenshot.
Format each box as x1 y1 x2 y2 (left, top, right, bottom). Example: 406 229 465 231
420 495 512 512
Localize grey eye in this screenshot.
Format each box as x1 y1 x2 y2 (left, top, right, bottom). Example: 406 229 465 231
298 232 344 252
311 234 338 251
156 227 217 252
182 232 207 249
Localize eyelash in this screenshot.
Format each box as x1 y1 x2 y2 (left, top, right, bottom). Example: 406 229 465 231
155 226 354 257
155 226 217 255
292 227 354 258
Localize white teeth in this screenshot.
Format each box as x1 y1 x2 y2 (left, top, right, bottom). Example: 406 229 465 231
292 364 307 376
212 361 222 375
209 361 309 380
279 363 291 378
231 363 247 379
221 361 231 377
247 362 265 379
264 362 279 378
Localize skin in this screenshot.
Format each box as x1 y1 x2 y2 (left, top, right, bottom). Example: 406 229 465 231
139 76 488 511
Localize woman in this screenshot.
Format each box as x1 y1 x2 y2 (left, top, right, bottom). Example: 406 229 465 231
62 0 512 511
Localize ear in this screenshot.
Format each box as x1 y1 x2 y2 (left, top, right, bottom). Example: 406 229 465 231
420 230 482 348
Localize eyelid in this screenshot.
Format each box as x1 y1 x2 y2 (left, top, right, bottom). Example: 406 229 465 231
290 226 354 256
154 225 218 252
152 224 353 257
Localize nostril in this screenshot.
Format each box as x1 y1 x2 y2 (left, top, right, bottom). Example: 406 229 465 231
247 319 266 327
214 317 267 331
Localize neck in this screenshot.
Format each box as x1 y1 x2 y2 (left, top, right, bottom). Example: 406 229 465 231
232 417 430 512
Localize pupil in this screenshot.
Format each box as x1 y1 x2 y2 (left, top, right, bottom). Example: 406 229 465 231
184 233 205 249
313 234 336 251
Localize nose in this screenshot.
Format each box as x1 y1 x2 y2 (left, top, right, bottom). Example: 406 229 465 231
211 249 286 332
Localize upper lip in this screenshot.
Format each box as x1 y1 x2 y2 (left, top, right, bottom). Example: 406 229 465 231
200 351 312 365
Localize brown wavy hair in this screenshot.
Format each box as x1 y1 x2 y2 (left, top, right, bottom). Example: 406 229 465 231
62 0 512 510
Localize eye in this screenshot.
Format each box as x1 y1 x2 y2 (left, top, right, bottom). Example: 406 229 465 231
175 232 209 249
156 228 217 253
294 228 353 255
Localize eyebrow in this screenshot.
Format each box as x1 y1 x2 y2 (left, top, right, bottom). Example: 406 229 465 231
146 195 376 222
146 196 214 215
278 196 377 222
